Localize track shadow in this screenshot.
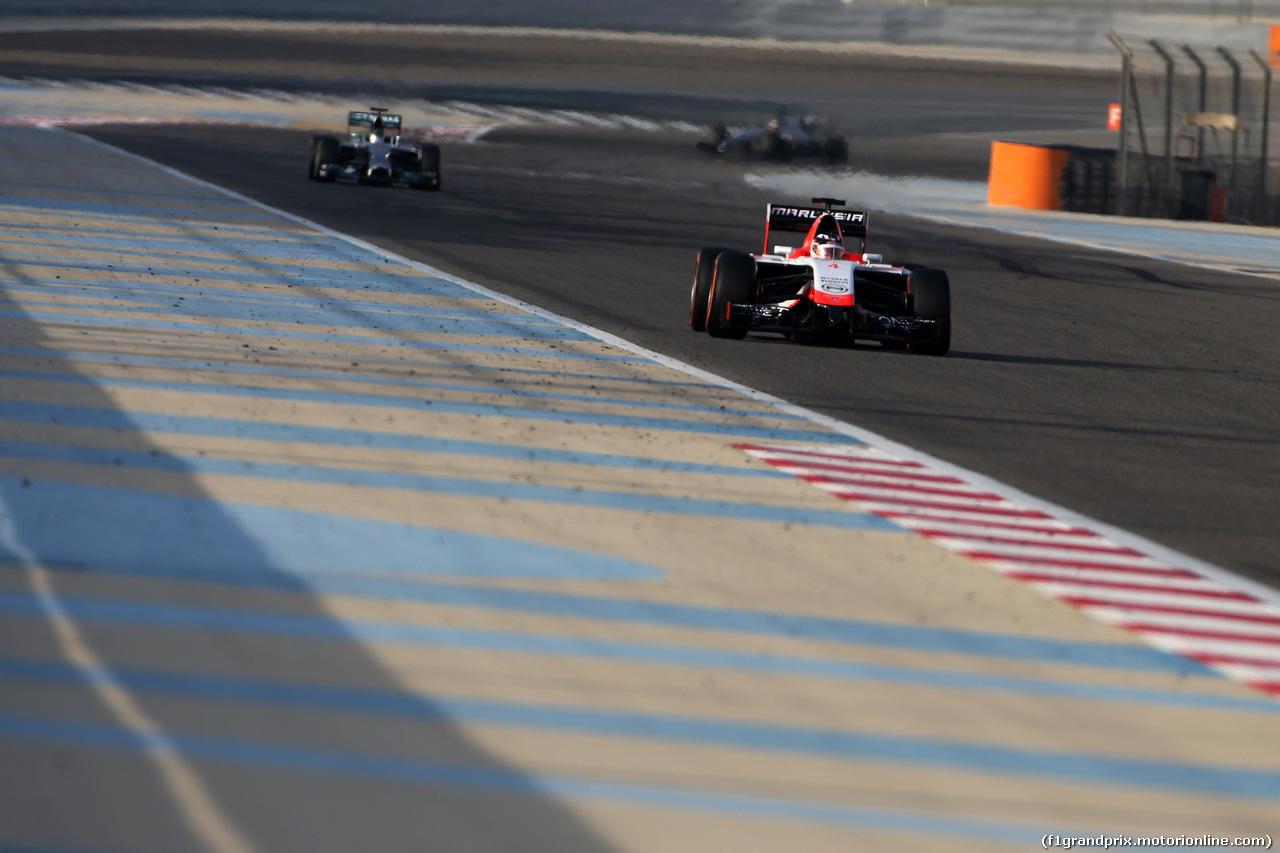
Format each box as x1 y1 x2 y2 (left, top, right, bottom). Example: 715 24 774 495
0 126 617 853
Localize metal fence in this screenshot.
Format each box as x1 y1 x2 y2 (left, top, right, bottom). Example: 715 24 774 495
1084 33 1277 224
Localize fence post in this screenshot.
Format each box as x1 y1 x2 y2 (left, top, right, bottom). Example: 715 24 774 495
1151 40 1177 216
1249 48 1271 219
1183 45 1208 160
1218 47 1243 195
1108 31 1133 215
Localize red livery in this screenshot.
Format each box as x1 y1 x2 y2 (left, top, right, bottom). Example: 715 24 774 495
689 197 950 354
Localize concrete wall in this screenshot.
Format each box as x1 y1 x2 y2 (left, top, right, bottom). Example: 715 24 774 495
0 1 1272 56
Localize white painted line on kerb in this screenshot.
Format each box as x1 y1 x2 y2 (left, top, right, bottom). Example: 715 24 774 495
737 442 1280 698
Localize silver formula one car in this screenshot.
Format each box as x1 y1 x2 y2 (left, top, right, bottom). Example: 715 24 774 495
689 198 950 355
696 112 847 163
308 108 441 190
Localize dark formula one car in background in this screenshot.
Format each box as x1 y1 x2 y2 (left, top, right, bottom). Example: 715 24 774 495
308 108 441 190
696 112 848 163
689 198 951 355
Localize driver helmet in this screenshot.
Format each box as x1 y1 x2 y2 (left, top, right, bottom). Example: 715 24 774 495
811 232 845 260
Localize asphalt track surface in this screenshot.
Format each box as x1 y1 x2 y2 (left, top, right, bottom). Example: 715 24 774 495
0 24 1112 132
11 26 1280 583
3 22 1280 853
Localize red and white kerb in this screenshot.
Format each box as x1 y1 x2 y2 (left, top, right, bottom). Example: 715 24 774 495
736 442 1280 698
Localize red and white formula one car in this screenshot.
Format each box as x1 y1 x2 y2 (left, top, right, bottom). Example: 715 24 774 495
689 198 950 355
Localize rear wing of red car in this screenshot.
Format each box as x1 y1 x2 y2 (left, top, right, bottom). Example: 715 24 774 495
763 201 867 254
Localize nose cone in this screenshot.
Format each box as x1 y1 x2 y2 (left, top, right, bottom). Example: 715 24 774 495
367 145 392 181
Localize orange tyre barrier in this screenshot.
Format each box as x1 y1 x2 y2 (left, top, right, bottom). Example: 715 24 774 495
987 141 1072 210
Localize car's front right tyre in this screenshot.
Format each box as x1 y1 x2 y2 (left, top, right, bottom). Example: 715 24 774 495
706 251 754 339
307 136 321 179
690 247 728 332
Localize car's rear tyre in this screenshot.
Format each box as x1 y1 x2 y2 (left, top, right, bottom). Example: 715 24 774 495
907 268 951 356
706 251 754 339
690 247 728 332
314 135 340 182
416 144 441 190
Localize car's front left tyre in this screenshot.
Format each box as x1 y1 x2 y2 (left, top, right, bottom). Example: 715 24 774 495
907 268 951 356
824 136 849 164
415 144 441 190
